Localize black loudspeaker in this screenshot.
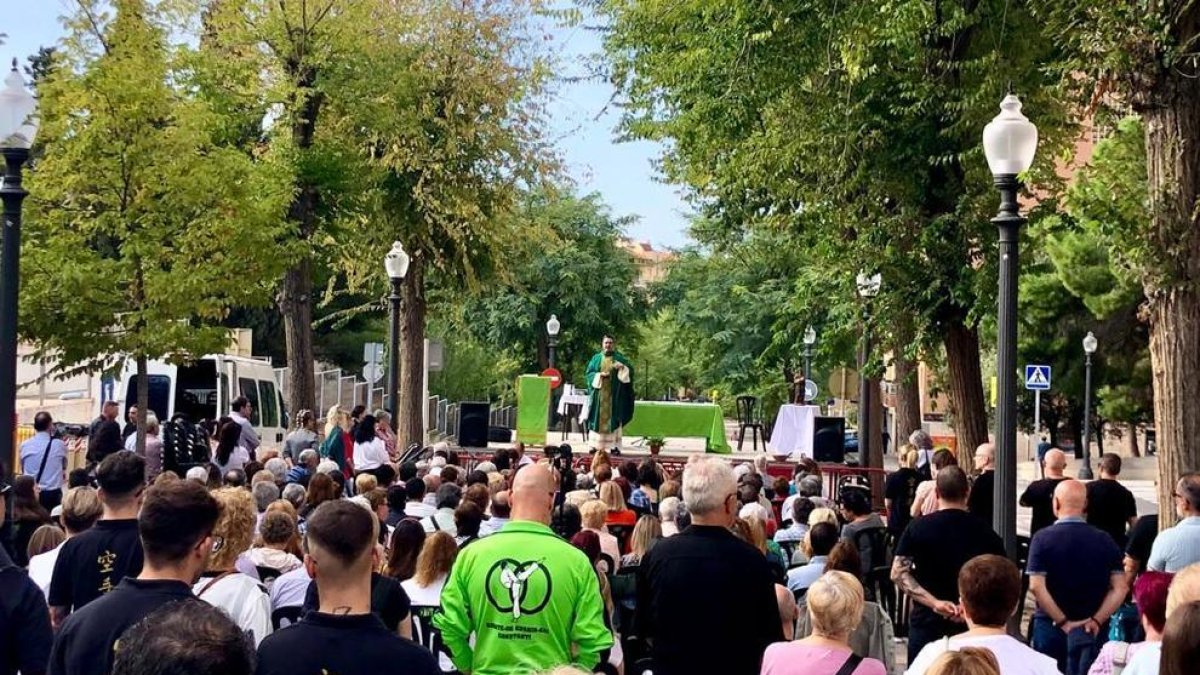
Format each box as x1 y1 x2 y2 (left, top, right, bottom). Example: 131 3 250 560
813 416 846 463
458 402 490 448
488 426 512 443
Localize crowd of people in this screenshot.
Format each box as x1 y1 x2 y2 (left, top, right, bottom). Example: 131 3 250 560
3 409 1200 675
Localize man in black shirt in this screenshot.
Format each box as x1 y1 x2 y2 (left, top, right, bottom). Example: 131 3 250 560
257 500 438 675
112 600 253 675
50 480 220 675
968 443 995 525
87 402 123 466
1021 448 1070 536
892 465 1005 662
1086 453 1138 548
1124 514 1159 580
0 482 53 675
49 453 146 628
637 457 783 675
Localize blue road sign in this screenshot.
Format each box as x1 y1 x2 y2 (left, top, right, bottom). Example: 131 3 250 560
1024 365 1052 391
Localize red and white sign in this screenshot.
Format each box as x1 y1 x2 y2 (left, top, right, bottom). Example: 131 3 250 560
541 367 562 389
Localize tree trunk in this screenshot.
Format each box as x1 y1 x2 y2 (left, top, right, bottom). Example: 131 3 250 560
942 321 989 465
892 337 923 446
277 65 323 423
278 257 316 419
1128 424 1140 458
1143 39 1200 528
398 254 427 450
136 354 148 457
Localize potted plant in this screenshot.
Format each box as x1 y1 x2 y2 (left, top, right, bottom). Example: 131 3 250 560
646 436 665 455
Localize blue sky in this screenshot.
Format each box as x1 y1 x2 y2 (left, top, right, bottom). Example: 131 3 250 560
0 1 693 248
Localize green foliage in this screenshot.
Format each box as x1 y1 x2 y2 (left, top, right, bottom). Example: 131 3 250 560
597 0 1076 448
1019 117 1152 436
21 0 290 378
321 0 556 296
427 327 523 404
458 188 648 382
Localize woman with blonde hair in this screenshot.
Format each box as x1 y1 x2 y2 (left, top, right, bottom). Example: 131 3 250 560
320 405 353 482
884 444 921 537
621 514 662 568
760 571 887 674
193 487 272 646
600 480 637 528
800 507 842 561
924 648 1000 675
28 486 102 596
580 499 622 572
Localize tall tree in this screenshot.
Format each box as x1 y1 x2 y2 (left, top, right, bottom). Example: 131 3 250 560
1030 0 1199 524
203 0 375 420
22 0 289 449
324 0 555 448
599 0 1072 462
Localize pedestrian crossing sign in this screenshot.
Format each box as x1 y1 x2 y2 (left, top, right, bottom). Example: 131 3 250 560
1024 365 1051 391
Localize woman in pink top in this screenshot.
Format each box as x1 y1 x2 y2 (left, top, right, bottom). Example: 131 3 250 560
1087 571 1172 675
761 571 886 675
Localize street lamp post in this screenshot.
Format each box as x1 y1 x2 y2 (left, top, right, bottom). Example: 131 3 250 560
546 314 560 369
856 273 881 469
383 241 410 416
983 93 1038 561
1079 331 1098 480
802 325 816 386
0 60 38 480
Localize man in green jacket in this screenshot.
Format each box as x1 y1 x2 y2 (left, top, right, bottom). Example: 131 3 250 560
435 463 614 674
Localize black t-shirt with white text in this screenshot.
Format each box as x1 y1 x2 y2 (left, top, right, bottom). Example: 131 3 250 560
256 612 438 675
49 578 194 675
1086 479 1138 548
49 519 144 612
894 508 1005 629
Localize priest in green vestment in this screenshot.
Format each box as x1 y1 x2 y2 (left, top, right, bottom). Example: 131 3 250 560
586 335 635 452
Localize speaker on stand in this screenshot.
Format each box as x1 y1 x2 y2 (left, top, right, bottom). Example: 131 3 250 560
458 402 490 448
812 416 846 463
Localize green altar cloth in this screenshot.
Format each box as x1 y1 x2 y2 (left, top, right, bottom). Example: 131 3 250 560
515 375 551 444
622 401 731 454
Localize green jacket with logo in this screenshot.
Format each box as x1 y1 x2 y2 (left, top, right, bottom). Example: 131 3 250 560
434 520 614 675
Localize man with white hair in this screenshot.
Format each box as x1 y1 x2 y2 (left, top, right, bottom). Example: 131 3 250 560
286 449 318 487
281 483 306 510
264 457 289 489
185 466 209 484
636 457 782 675
910 429 935 478
252 482 280 529
659 497 682 537
316 459 340 476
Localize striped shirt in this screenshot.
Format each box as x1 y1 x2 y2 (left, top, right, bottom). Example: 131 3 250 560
1148 516 1200 572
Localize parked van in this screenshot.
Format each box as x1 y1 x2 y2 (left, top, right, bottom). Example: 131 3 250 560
94 354 288 451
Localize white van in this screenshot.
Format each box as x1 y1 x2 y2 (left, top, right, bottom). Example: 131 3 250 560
94 354 288 451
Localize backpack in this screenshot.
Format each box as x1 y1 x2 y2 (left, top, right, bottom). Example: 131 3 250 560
851 526 893 602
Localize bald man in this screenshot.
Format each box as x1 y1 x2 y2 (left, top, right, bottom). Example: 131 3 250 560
1021 448 1070 536
967 442 996 525
435 464 613 675
1027 479 1127 675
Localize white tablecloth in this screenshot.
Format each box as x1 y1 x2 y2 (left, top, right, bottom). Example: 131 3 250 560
556 387 590 422
769 404 820 458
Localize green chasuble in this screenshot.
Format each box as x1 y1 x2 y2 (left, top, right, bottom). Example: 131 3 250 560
586 351 635 433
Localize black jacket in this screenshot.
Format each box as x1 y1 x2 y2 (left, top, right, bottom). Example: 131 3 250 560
0 544 52 675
